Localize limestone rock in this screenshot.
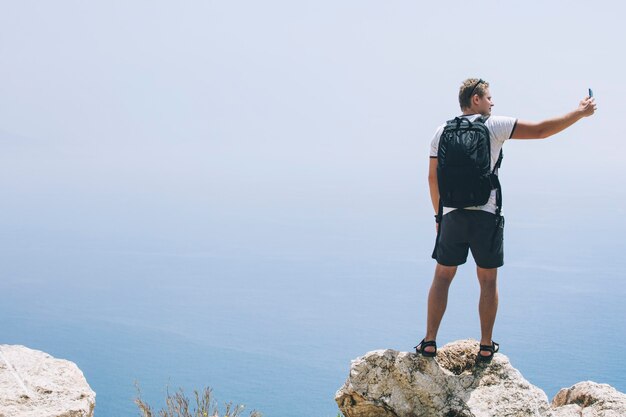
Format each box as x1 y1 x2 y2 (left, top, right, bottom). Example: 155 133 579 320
0 345 95 417
335 339 625 417
552 381 626 417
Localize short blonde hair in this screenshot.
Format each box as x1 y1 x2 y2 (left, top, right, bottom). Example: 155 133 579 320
459 78 489 110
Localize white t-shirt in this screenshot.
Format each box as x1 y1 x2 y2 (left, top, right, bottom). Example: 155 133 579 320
430 114 517 215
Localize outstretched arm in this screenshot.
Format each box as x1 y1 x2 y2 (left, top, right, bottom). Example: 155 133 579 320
511 96 597 140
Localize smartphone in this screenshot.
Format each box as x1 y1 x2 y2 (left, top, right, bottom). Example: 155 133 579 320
588 88 594 98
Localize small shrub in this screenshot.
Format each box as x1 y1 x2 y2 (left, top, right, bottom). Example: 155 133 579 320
135 386 261 417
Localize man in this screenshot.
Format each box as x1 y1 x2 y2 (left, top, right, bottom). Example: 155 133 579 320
415 78 597 362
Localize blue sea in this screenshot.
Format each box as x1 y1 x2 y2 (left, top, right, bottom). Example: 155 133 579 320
1 185 625 417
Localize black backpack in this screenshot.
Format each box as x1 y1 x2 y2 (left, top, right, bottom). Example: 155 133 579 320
432 116 504 258
436 116 502 210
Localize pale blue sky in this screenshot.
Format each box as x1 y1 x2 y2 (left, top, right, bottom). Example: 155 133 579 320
1 2 622 203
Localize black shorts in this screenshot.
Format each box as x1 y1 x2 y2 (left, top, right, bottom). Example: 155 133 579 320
432 209 504 269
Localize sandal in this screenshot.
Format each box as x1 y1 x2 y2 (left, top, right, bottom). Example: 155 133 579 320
477 341 499 363
414 339 437 357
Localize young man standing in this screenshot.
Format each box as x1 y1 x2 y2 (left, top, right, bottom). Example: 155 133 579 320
415 78 597 362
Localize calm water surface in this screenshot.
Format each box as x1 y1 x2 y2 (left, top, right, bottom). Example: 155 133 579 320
1 201 624 417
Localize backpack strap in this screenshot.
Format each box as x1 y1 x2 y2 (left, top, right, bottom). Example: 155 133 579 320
491 148 504 250
492 148 503 213
493 149 503 174
477 114 504 251
476 115 503 215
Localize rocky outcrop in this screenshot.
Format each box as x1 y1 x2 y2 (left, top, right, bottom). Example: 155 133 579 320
551 381 626 417
0 345 95 417
335 339 626 417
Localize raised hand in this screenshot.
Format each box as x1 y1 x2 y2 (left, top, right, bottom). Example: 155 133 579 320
579 97 597 117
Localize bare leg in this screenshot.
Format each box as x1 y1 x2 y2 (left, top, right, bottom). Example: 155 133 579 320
421 263 457 353
476 266 498 356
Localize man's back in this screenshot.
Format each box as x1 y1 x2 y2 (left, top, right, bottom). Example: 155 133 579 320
430 114 516 215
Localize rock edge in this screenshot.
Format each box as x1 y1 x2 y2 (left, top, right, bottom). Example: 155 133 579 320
0 345 95 417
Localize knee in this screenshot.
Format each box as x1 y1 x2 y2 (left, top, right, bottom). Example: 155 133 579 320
478 278 497 290
477 270 497 287
434 264 457 283
478 276 498 288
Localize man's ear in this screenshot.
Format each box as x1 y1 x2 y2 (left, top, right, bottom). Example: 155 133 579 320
471 94 481 107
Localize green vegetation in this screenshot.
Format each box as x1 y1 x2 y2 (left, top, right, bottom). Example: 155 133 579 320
135 386 261 417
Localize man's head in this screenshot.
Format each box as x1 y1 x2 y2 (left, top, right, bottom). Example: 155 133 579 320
459 78 493 116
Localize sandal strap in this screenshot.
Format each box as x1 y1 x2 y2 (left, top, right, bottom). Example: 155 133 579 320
415 339 437 350
479 341 499 353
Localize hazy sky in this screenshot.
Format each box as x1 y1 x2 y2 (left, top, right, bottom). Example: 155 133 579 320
0 1 624 257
